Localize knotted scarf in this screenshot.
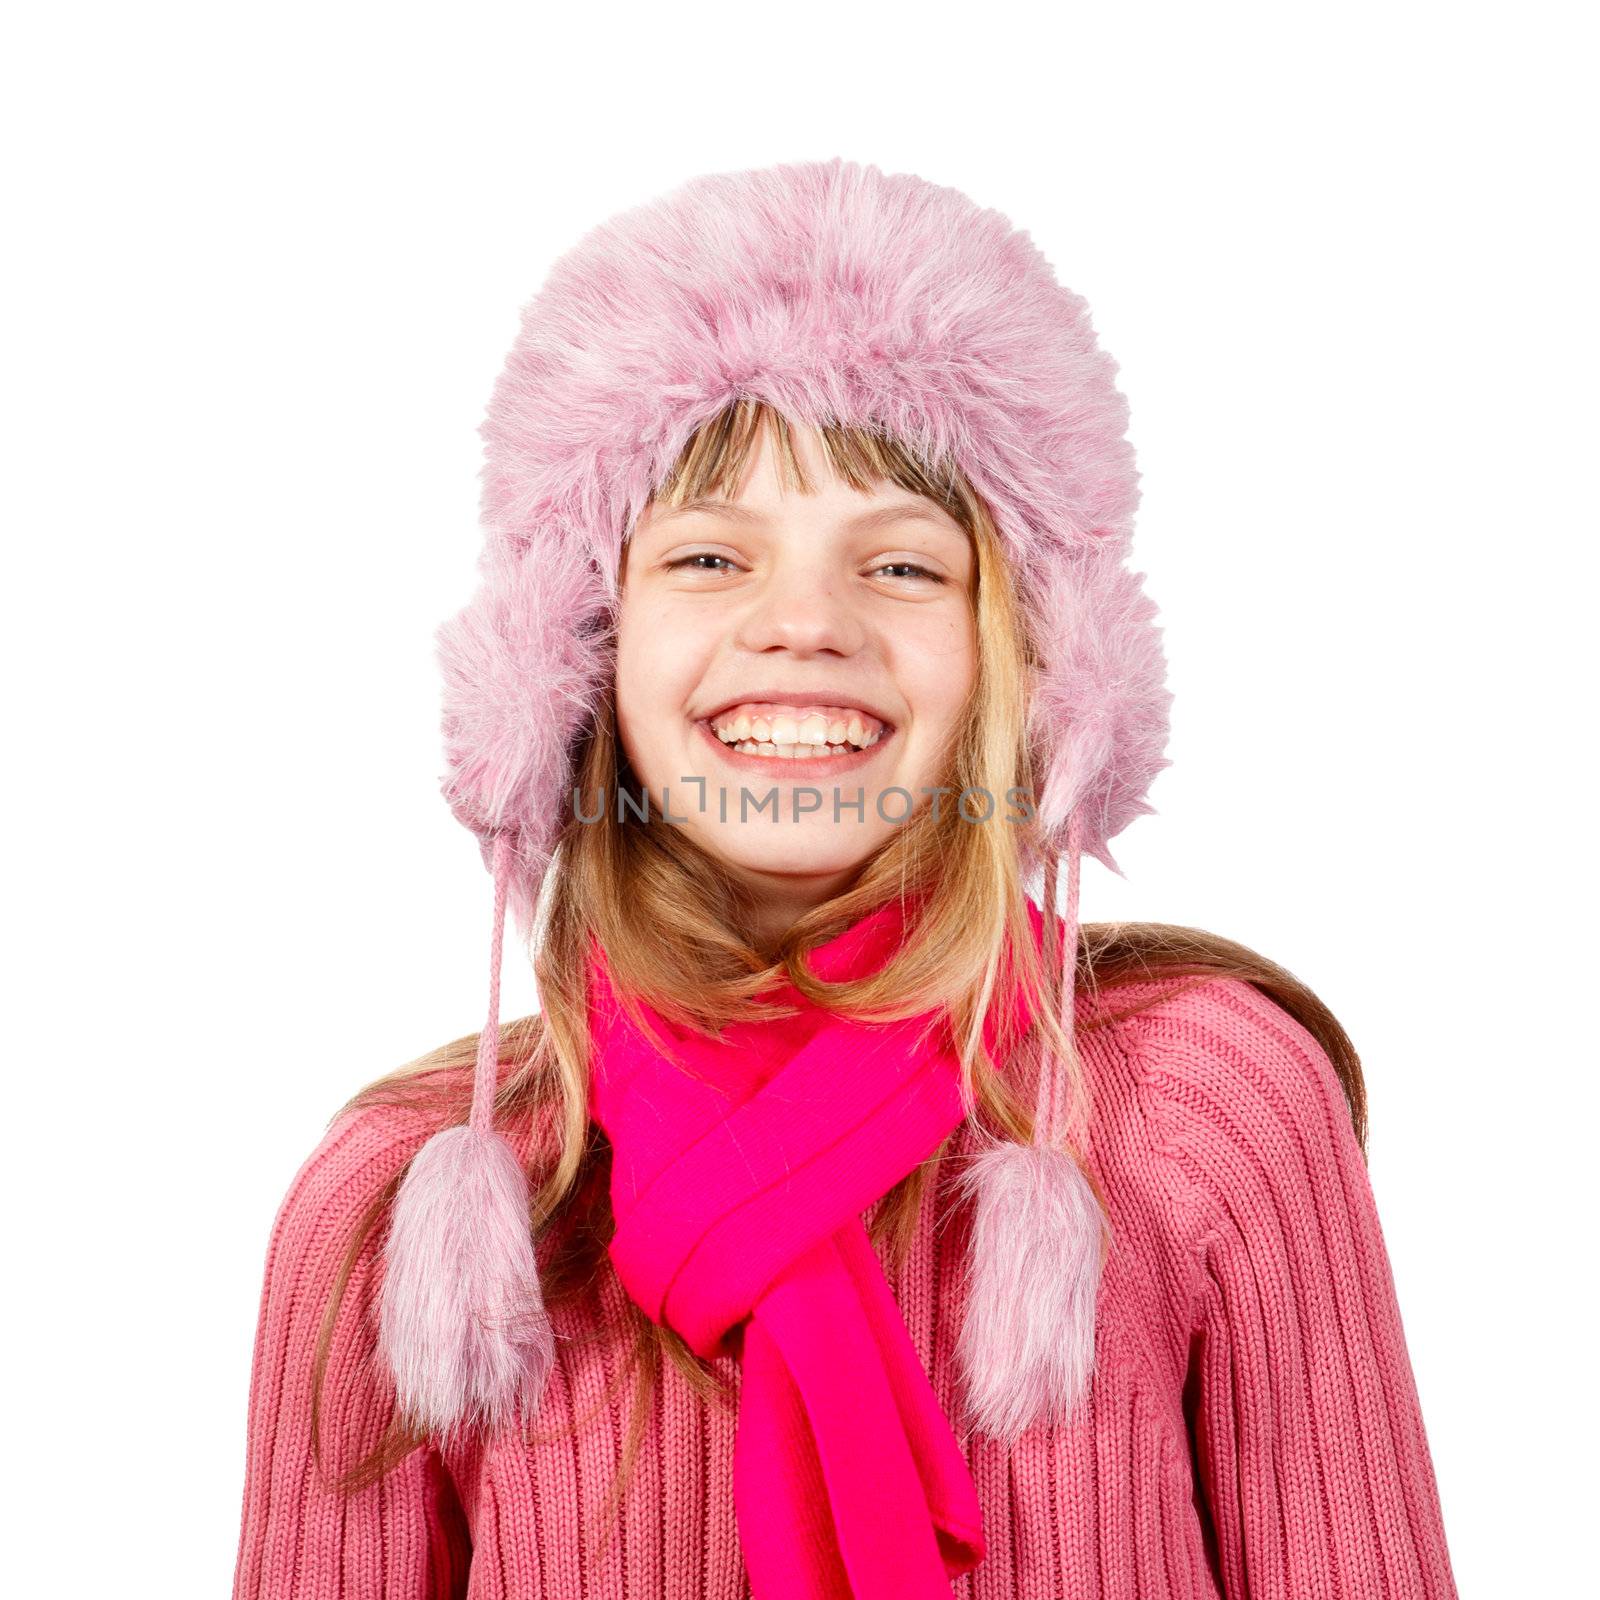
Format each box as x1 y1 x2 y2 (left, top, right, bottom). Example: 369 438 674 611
585 896 1035 1599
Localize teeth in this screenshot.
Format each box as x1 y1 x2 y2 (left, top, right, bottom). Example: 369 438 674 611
726 740 857 758
709 705 884 752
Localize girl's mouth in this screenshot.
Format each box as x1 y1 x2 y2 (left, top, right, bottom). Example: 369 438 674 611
691 715 895 779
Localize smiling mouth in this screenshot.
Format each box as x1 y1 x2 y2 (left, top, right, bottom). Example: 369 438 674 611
691 716 894 772
699 702 893 753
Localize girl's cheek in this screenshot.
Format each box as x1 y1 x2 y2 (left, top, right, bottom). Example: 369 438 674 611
899 626 977 707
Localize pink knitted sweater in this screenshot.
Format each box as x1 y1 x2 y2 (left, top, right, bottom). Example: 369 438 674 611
232 974 1458 1598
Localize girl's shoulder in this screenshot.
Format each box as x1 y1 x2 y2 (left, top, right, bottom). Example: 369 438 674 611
259 1089 461 1267
1084 970 1367 1245
1093 971 1349 1131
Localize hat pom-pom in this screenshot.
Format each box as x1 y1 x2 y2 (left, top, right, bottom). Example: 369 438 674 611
953 1134 1103 1443
954 809 1105 1440
379 1121 555 1442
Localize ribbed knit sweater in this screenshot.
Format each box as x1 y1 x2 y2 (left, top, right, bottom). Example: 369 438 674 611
232 974 1459 1598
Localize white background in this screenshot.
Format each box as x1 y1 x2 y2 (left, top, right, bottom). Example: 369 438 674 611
5 3 1592 1593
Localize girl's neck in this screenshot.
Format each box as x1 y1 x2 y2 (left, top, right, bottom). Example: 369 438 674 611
736 866 864 958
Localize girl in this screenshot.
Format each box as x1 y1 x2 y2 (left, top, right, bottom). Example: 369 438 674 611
232 159 1458 1598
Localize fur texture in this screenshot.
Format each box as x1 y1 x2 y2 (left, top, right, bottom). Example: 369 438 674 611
1026 545 1170 871
443 157 1171 910
437 543 614 929
952 1138 1105 1442
377 1124 555 1443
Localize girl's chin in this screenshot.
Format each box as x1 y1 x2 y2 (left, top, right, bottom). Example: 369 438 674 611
695 833 884 880
666 777 906 843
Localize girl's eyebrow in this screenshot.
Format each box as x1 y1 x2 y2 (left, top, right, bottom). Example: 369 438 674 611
654 499 959 534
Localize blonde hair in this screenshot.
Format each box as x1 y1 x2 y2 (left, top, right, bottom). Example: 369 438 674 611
309 399 1368 1541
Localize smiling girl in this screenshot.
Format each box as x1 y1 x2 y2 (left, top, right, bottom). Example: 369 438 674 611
233 160 1458 1598
618 415 986 944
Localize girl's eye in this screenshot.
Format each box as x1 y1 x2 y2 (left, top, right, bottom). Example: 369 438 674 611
665 553 945 584
872 560 946 585
667 552 738 573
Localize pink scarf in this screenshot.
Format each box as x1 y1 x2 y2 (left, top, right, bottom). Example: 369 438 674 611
585 897 1032 1599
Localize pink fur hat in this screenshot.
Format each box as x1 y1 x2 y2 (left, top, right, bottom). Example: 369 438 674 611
380 157 1172 1448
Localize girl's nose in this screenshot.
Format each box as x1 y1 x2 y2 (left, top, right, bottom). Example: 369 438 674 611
733 562 867 657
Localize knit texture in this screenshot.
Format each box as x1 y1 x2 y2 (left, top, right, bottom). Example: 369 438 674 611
232 974 1458 1598
586 897 1027 1596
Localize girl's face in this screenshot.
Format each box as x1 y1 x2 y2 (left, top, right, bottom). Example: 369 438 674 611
616 422 977 927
